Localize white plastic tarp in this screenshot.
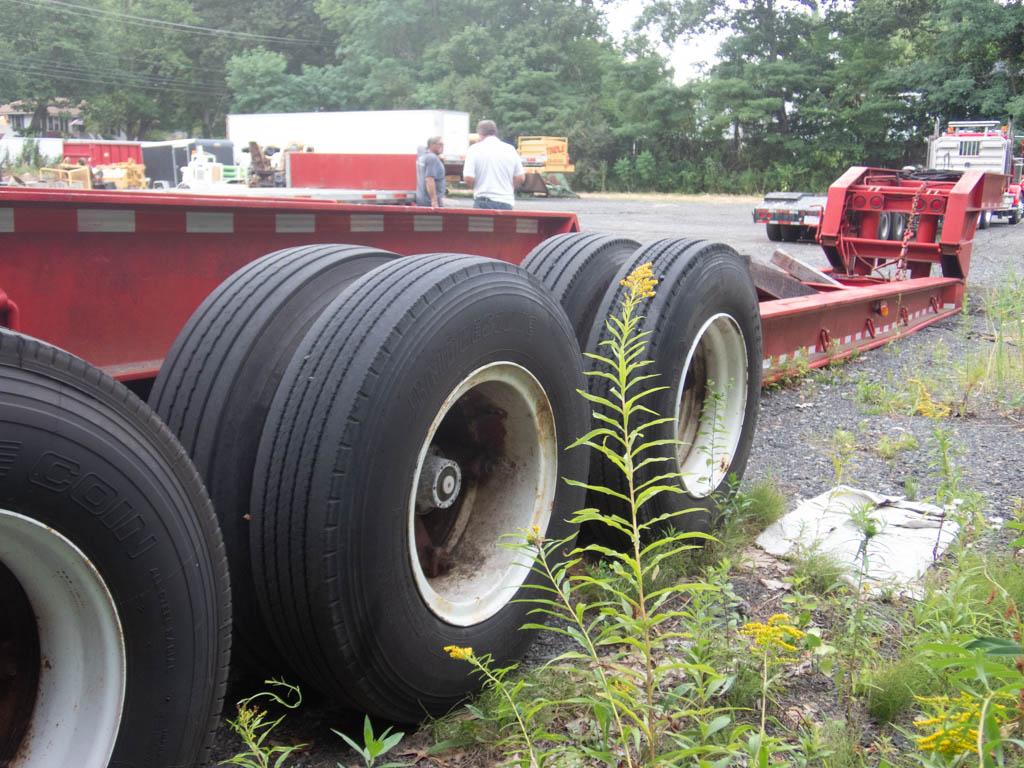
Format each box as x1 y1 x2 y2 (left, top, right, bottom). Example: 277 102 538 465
756 486 959 592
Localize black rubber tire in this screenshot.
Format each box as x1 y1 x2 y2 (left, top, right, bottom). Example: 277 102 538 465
978 210 991 230
781 225 800 242
583 239 763 546
765 223 783 242
876 212 892 240
891 213 907 241
250 254 589 722
521 232 639 348
1009 206 1020 225
0 329 230 768
150 244 396 673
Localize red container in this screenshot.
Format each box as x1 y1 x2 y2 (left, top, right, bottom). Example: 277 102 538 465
63 140 143 167
286 152 416 190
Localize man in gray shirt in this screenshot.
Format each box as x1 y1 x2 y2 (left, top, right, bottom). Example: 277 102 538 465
415 136 446 207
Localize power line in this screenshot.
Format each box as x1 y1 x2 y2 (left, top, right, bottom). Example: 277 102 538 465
0 59 231 97
6 53 229 94
0 0 324 46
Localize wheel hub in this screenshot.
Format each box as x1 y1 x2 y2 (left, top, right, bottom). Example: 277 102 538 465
416 450 463 511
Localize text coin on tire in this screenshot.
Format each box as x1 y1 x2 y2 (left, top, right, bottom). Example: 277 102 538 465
0 329 231 768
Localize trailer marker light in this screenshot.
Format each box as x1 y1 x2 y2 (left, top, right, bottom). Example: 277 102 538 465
853 194 867 208
869 195 884 209
873 300 889 317
275 213 315 233
929 198 945 212
186 212 233 233
915 198 928 212
351 214 385 232
414 215 443 232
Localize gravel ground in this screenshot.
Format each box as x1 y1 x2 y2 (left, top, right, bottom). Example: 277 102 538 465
212 194 1024 767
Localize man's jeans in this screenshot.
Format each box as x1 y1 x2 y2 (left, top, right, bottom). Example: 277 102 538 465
473 197 513 210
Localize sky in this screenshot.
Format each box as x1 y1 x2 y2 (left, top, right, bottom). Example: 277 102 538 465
603 0 728 83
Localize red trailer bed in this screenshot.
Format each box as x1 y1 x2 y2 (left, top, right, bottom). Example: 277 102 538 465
0 187 577 379
0 167 1002 383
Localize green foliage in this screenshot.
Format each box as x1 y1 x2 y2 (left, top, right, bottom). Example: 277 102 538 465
865 658 938 723
5 0 1022 183
220 679 306 768
332 716 405 768
875 431 919 460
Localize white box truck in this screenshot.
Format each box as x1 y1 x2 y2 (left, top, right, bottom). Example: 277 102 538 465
225 109 471 166
927 120 1023 226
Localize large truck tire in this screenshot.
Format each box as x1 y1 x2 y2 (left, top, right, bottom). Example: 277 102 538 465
521 232 639 347
150 244 396 673
584 239 762 544
0 330 230 768
978 210 991 230
876 212 893 240
1009 204 1021 225
781 225 800 242
765 223 783 242
249 254 589 722
891 213 907 241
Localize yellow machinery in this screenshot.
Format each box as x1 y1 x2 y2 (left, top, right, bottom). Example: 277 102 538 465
38 164 93 189
517 136 575 173
515 136 577 197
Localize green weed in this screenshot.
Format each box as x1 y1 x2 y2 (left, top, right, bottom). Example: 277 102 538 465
874 431 919 460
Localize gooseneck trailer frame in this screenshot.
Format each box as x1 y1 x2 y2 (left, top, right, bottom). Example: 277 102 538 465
0 166 997 385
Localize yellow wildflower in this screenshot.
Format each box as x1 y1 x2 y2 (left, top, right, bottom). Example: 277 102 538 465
913 692 1006 757
444 645 474 661
620 262 658 299
739 613 805 654
526 524 543 546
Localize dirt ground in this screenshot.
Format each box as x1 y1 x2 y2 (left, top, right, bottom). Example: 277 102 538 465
211 193 1024 768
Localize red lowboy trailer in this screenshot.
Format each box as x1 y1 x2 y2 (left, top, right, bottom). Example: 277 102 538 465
0 166 1001 768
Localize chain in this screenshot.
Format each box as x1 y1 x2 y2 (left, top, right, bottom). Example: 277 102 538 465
896 183 927 281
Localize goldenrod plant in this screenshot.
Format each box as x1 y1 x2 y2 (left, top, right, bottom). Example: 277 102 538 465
445 263 746 766
221 679 307 768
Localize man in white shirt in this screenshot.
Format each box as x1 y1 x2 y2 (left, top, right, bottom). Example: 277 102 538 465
463 119 526 210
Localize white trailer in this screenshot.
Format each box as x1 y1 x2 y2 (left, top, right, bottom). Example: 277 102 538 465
225 109 471 166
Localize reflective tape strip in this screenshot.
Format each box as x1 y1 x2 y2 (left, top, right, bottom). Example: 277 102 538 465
351 214 384 232
78 209 135 233
276 213 315 233
187 212 234 233
468 217 493 233
515 218 539 234
763 358 772 369
844 335 852 344
855 332 862 341
0 208 12 233
778 353 788 363
414 215 443 232
943 303 956 310
808 345 817 354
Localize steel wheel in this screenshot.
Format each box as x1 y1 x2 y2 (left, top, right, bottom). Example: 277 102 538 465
409 362 558 626
0 509 125 768
674 313 750 498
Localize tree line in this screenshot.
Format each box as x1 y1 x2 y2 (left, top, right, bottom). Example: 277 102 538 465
1 0 1021 193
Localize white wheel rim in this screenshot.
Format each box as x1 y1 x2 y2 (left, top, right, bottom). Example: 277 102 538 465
408 362 558 626
674 313 748 498
0 509 125 768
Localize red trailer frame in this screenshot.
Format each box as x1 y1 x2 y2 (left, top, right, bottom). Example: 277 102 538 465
0 167 1003 385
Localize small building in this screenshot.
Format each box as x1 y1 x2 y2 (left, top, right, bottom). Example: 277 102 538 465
0 99 85 137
